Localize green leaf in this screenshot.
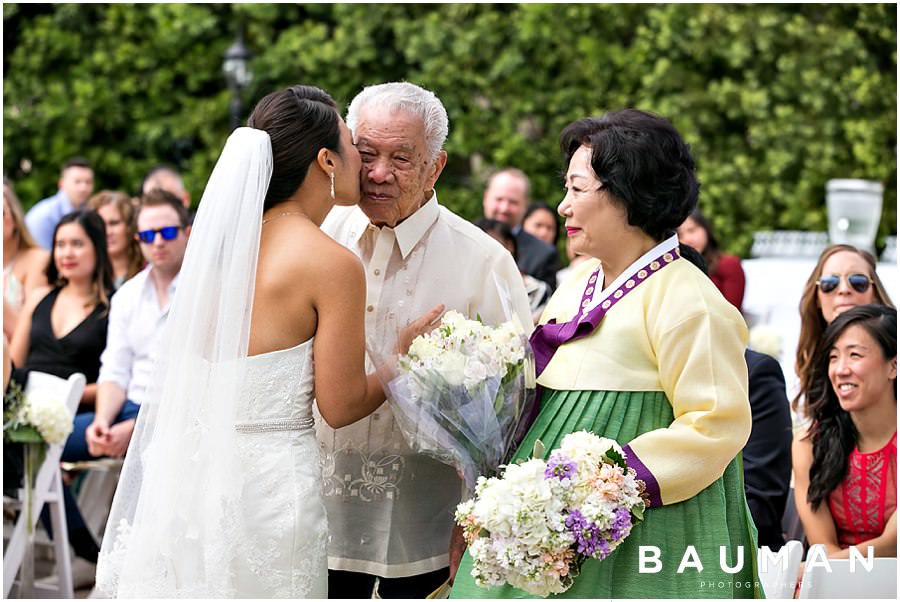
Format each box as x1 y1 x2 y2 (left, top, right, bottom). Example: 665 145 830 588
632 504 645 522
605 447 627 469
6 425 44 444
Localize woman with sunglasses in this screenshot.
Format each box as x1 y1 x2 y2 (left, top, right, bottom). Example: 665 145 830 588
792 304 896 558
794 244 894 425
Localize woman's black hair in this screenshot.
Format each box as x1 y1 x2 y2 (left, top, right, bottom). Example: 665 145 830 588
806 304 897 510
523 202 561 246
46 210 114 310
560 109 699 241
247 85 342 212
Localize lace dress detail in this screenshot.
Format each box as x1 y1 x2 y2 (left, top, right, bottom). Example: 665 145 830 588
97 339 328 598
828 432 897 548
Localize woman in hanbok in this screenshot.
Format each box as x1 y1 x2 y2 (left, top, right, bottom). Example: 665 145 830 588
451 109 760 598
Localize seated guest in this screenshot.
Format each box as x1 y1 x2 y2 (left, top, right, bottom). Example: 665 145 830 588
676 208 745 311
793 244 894 426
744 348 793 551
482 168 561 291
140 164 193 224
7 209 113 563
79 189 190 461
4 179 50 338
87 190 144 290
522 201 560 248
792 304 896 558
476 218 550 322
25 157 95 250
42 190 188 571
9 210 113 409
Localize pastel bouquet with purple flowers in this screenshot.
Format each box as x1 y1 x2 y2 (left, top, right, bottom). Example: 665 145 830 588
454 430 645 596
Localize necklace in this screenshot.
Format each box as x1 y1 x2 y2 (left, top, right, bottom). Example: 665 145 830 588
262 211 308 225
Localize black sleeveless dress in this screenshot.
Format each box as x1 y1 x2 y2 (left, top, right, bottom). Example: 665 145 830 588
24 287 108 384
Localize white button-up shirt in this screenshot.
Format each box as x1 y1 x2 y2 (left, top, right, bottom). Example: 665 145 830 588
315 194 532 578
97 266 179 406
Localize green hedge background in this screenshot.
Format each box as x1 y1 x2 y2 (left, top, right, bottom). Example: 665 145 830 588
3 3 896 257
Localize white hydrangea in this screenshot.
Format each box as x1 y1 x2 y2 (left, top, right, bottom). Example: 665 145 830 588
24 389 74 445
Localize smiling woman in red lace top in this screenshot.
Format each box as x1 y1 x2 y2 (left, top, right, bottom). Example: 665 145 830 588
793 304 897 558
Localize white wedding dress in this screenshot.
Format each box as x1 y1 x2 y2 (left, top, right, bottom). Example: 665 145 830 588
98 338 328 598
229 338 328 597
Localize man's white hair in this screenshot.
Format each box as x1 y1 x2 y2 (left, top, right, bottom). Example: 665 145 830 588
346 82 449 161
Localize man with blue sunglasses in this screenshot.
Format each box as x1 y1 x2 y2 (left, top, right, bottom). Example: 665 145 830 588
75 189 190 460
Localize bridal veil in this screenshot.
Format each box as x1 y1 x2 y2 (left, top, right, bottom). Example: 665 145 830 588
95 127 272 597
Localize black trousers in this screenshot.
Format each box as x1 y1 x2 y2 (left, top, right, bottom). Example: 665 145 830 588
328 567 449 599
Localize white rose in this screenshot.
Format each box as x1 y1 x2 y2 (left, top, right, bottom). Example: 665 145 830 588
436 351 468 387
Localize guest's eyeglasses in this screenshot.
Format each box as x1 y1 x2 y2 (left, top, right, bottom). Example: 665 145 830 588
816 273 872 294
137 226 181 244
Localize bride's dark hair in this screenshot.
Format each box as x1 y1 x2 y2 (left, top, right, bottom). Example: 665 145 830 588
248 84 342 211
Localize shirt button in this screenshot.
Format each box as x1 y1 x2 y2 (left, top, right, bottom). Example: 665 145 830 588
367 305 374 312
374 269 381 276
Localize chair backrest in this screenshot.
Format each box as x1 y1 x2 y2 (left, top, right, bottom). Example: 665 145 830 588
24 371 85 417
797 544 898 599
757 540 804 599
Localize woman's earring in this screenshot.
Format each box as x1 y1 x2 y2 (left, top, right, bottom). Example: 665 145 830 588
330 171 335 200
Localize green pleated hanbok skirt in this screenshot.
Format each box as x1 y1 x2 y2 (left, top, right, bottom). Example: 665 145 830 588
449 389 762 599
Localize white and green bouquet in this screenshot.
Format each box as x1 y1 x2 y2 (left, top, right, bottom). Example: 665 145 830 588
388 310 535 489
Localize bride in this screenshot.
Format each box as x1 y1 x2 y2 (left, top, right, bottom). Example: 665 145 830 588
94 85 442 598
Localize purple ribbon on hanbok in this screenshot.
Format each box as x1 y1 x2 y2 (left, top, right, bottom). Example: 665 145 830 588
531 247 681 377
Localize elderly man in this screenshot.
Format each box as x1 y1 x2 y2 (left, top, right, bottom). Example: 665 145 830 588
25 157 94 249
316 82 533 599
483 168 561 291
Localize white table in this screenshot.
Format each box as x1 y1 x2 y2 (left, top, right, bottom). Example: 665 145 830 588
742 258 898 396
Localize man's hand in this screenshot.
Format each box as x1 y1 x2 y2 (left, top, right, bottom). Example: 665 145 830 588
448 523 466 585
85 417 111 457
104 419 136 458
397 304 445 355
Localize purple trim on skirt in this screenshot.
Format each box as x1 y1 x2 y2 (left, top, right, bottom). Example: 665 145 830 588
623 443 663 508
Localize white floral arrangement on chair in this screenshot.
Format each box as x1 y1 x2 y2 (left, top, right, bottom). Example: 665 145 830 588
4 380 74 532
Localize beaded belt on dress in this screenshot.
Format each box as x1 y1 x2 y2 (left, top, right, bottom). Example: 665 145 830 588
234 416 315 433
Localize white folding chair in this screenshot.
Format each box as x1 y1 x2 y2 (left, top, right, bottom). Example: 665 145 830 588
3 371 85 598
757 540 804 599
798 543 898 599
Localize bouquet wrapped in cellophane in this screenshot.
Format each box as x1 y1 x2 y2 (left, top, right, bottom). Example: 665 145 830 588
455 431 646 596
386 309 535 490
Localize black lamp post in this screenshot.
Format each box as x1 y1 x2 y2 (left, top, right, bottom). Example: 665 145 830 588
222 31 253 131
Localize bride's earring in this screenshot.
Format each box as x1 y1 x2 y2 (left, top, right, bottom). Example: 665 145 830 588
330 171 335 200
